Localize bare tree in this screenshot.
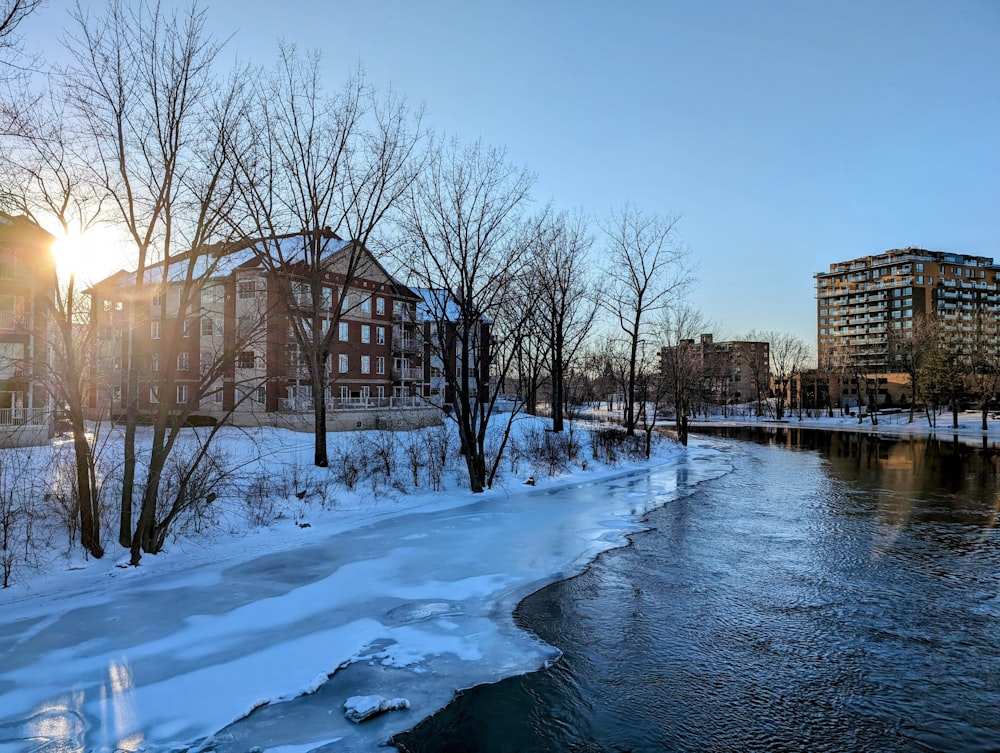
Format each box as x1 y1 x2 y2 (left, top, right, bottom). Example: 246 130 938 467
526 209 599 432
966 309 1000 430
61 0 256 563
657 305 709 445
5 99 106 558
600 204 692 435
394 137 535 493
232 47 423 467
770 332 810 421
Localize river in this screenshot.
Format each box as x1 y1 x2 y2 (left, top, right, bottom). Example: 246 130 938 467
392 428 1000 752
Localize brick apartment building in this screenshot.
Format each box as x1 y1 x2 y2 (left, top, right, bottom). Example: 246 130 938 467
0 214 54 446
815 248 1000 406
659 333 770 407
87 232 436 429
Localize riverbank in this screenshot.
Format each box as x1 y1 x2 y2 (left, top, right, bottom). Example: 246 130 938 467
688 408 1000 442
0 417 720 753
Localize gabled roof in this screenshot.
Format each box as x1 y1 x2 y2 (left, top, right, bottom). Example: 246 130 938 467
85 230 420 301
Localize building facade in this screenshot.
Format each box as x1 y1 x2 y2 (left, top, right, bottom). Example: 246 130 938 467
660 333 770 407
0 214 54 446
815 248 1000 405
87 233 435 429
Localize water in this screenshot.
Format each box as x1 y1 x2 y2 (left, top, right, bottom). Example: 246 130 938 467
392 429 1000 752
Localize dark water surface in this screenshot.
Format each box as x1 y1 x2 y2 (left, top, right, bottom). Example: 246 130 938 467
393 429 1000 752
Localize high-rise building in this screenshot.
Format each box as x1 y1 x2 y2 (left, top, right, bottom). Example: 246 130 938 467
815 248 1000 376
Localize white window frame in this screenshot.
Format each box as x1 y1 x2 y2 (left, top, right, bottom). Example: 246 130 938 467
176 385 188 404
375 297 385 315
339 354 349 373
339 322 349 342
376 355 385 375
361 355 371 374
151 321 160 339
361 325 371 344
177 352 190 372
376 326 385 345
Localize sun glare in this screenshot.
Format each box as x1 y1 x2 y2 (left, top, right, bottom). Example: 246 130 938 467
51 226 126 282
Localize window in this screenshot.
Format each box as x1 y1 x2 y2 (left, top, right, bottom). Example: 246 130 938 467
341 292 351 312
377 385 385 398
928 277 933 285
339 322 349 342
916 263 924 272
201 351 212 375
238 279 256 299
176 385 188 404
376 355 385 375
361 325 371 344
150 387 159 404
339 354 348 373
238 351 255 369
361 386 370 399
151 321 160 339
151 354 159 372
340 385 349 400
177 352 190 371
376 297 385 315
361 295 371 314
201 317 214 336
376 326 385 345
361 355 371 374
182 319 193 338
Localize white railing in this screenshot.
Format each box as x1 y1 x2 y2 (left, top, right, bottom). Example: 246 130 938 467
278 396 425 412
0 310 27 330
0 408 49 426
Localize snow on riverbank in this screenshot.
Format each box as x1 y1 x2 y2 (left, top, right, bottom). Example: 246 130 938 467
0 415 725 753
688 408 1000 442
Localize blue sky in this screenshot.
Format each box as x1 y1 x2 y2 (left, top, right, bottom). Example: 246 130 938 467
22 0 1000 350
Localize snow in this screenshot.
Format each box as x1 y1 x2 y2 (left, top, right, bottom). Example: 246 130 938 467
0 416 730 753
343 695 410 723
690 407 1000 442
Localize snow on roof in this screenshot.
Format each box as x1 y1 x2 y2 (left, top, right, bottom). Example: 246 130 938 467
413 287 462 321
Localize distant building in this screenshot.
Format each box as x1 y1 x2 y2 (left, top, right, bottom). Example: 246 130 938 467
815 248 1000 406
0 214 55 446
412 287 492 410
659 333 770 407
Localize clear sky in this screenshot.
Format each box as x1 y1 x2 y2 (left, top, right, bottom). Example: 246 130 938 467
19 0 1000 352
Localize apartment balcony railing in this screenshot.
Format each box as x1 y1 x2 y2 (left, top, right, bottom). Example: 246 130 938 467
0 407 48 426
391 334 422 353
278 396 425 412
392 367 420 381
0 311 29 331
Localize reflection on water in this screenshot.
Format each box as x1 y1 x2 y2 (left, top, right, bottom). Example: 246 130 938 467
393 430 1000 753
0 658 142 753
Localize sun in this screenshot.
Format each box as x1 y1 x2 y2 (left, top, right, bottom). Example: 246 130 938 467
51 225 129 282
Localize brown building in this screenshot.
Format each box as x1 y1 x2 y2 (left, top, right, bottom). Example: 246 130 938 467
815 248 1000 406
0 214 54 446
660 333 770 407
87 232 436 429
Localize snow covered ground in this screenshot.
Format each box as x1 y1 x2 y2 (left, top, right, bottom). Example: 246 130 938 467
688 407 1000 442
0 416 731 753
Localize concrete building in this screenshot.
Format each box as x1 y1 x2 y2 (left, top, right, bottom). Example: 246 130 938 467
0 214 54 446
815 248 1000 406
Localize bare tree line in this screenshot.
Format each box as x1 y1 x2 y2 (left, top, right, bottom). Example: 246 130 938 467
1 0 703 570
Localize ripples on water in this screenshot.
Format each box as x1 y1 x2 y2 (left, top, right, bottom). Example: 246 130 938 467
393 429 1000 752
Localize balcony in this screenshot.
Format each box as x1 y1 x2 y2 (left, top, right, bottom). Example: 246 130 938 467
0 311 29 331
393 367 420 381
392 333 422 353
